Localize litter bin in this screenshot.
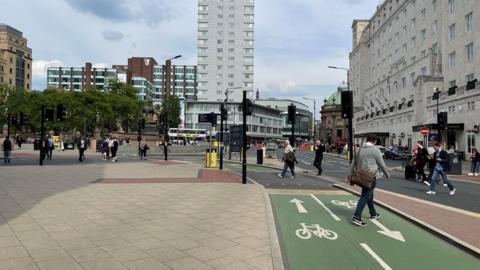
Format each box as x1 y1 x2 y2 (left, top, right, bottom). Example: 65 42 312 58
205 149 218 168
448 153 462 175
33 139 40 151
257 149 263 165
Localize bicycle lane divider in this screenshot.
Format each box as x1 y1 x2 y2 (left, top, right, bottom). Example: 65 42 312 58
269 193 480 270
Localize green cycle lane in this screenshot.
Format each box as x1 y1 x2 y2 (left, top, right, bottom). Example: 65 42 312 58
270 193 480 270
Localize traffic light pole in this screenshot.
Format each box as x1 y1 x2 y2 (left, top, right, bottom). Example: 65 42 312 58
138 120 142 156
220 109 224 170
40 105 45 166
7 113 10 137
164 114 168 161
242 90 247 184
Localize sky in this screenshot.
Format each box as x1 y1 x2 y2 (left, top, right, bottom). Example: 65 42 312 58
1 0 379 116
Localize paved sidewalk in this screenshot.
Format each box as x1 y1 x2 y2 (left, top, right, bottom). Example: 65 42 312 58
0 160 277 269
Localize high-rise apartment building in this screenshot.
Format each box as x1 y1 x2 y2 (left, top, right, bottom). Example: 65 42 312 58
197 0 255 102
350 0 480 155
0 23 32 89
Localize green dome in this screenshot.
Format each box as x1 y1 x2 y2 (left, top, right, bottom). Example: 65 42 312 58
326 90 342 105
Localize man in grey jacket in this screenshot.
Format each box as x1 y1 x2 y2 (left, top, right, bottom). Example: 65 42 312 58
351 134 390 226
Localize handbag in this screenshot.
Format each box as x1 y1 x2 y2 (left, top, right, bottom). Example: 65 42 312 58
349 147 375 189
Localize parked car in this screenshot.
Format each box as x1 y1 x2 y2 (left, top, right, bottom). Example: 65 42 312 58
385 146 412 160
376 146 387 158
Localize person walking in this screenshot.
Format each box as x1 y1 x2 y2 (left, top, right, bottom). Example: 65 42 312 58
101 137 109 160
111 137 119 162
3 136 12 164
426 143 456 195
468 148 480 176
139 137 148 160
351 134 390 226
107 136 113 159
413 142 429 181
77 137 87 162
314 139 326 175
47 136 54 160
278 140 296 179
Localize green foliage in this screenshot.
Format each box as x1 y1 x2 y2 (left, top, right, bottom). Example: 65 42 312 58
0 81 145 136
160 95 181 130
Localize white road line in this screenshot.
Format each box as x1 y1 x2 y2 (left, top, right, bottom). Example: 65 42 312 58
310 194 341 221
360 243 393 270
300 160 310 165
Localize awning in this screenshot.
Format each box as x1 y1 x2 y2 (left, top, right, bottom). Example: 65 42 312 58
354 132 389 138
412 123 464 132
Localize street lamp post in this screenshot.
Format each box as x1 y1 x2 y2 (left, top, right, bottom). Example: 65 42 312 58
328 66 353 163
303 97 316 140
163 55 181 161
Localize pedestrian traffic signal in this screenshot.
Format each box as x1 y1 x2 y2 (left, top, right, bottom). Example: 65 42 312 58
288 104 296 124
246 136 251 149
437 112 448 130
341 91 353 119
56 104 66 122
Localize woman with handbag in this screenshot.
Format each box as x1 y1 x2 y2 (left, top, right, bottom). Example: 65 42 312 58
350 134 390 226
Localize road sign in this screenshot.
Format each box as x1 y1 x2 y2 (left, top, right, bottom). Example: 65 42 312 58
420 127 429 136
198 113 211 123
229 125 243 152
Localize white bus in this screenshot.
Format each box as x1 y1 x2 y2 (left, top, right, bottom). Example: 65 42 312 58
168 128 207 144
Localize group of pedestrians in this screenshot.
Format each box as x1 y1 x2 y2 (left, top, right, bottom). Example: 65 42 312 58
278 139 326 179
468 148 480 176
100 136 119 162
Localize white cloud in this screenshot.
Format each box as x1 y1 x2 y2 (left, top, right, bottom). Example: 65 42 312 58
32 59 63 78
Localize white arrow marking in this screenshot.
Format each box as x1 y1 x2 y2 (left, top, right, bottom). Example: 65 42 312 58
289 198 308 213
310 195 341 221
360 243 392 270
300 160 310 165
371 219 406 242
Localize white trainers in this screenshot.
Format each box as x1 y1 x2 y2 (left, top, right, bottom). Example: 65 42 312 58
423 181 431 186
443 183 448 187
475 173 479 176
467 173 473 176
426 190 436 195
277 173 283 178
449 189 456 195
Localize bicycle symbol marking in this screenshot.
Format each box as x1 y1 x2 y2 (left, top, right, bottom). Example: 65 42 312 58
295 223 338 240
331 200 358 209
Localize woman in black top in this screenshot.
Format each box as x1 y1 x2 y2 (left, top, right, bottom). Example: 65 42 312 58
469 148 480 176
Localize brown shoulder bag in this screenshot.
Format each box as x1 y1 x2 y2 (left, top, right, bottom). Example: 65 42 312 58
349 147 374 189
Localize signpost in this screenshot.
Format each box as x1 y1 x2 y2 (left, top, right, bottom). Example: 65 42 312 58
420 127 429 136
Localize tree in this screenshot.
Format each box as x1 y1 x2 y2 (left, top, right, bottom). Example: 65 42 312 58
160 95 181 131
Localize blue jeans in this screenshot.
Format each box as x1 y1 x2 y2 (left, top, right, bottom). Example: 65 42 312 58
3 150 11 163
430 169 454 191
354 178 377 219
471 161 480 173
280 161 295 177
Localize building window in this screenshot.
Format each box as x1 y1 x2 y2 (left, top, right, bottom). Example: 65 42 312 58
432 20 437 33
466 73 475 82
421 29 426 41
421 9 426 21
410 72 416 85
448 24 455 40
411 37 416 48
448 52 456 68
449 80 456 88
421 67 427 75
411 18 416 29
432 0 437 11
466 43 474 63
448 0 454 14
432 42 438 53
421 50 426 57
465 13 473 32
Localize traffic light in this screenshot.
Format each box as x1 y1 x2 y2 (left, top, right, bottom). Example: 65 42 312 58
437 112 448 130
20 112 26 126
45 108 55 122
288 104 296 124
243 98 253 116
10 114 18 126
341 91 353 119
140 119 146 129
220 104 227 121
246 136 251 150
56 104 66 122
209 111 217 127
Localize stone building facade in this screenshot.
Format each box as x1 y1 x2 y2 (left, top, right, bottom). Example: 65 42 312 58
350 0 480 156
319 88 348 146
